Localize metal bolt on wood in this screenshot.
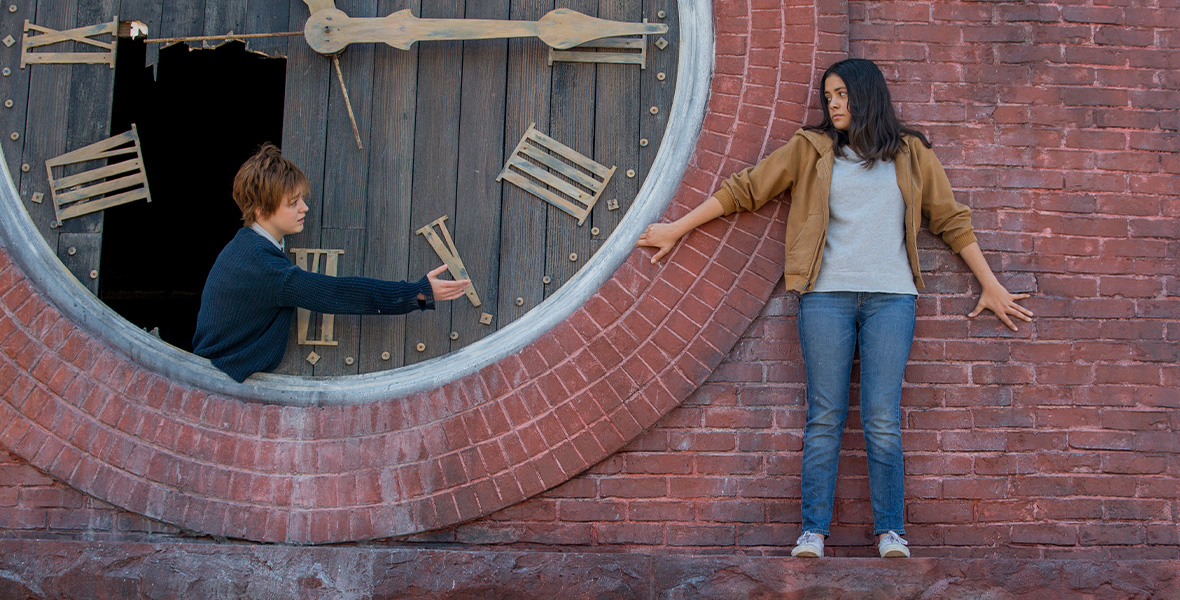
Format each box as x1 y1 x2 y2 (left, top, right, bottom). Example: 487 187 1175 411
591 227 600 236
306 351 320 365
640 138 649 147
416 342 426 352
626 169 636 178
9 132 18 140
8 5 16 13
543 276 552 284
344 356 355 365
449 331 459 340
569 252 578 262
3 99 11 108
649 106 659 115
515 297 524 306
2 68 10 76
88 270 98 279
657 10 667 18
381 351 391 360
67 247 76 255
20 163 28 172
657 72 666 81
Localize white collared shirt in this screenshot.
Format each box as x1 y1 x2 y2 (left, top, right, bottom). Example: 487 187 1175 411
250 222 284 252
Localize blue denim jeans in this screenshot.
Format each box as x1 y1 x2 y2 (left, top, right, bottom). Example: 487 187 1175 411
797 292 916 536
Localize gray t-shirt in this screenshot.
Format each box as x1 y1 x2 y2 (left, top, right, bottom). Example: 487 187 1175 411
810 152 918 295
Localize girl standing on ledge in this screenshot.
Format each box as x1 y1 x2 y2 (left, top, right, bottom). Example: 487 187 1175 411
637 58 1032 558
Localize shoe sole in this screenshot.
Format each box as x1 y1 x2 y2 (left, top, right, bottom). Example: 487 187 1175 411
880 549 909 558
791 549 822 558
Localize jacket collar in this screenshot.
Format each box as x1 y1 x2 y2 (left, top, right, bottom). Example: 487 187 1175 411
797 129 835 156
795 128 919 158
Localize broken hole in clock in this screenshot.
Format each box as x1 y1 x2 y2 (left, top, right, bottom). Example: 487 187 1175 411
97 38 286 351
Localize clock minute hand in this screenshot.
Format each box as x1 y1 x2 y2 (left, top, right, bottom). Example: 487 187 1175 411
303 0 337 15
305 8 669 55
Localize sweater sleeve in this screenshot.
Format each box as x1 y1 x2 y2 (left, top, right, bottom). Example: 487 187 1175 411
912 140 977 253
273 255 433 315
713 135 805 216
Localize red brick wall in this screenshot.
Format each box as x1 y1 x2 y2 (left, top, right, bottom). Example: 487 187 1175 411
403 0 1180 558
2 0 1178 559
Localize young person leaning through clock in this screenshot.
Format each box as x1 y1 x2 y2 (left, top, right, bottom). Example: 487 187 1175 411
637 59 1032 557
193 143 470 383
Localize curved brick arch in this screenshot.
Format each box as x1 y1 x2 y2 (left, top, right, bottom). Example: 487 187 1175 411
0 0 845 544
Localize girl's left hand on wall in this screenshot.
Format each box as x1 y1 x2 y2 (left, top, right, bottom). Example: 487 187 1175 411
968 285 1033 332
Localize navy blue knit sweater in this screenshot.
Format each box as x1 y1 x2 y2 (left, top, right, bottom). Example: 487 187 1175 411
193 228 432 382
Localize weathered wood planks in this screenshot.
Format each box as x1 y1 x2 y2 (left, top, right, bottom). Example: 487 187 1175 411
639 0 677 184
357 0 421 373
276 0 331 376
543 0 597 301
313 0 377 375
2 0 39 208
3 0 677 376
448 0 509 353
592 0 644 256
12 0 119 294
402 0 464 366
496 0 553 329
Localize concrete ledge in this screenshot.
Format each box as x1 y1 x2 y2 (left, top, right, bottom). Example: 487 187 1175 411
1 539 1178 599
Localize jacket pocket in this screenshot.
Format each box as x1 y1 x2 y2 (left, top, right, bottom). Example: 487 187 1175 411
783 213 822 275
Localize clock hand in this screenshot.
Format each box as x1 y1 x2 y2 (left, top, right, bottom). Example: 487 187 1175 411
331 55 363 150
305 8 669 55
303 0 337 15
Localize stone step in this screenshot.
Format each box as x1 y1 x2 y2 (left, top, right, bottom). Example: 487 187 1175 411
1 539 1177 599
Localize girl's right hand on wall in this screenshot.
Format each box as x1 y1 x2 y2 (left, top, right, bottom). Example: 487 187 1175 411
637 195 727 264
636 222 684 263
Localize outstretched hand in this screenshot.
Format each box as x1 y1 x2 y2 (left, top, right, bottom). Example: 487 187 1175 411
968 285 1033 331
637 222 684 263
427 264 470 302
636 196 727 264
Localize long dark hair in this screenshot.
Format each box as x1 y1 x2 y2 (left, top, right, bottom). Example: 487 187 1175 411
803 58 931 168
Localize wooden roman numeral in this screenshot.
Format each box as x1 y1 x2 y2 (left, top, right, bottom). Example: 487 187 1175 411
497 123 615 225
45 124 151 223
416 215 480 307
290 248 345 346
21 17 118 68
549 36 648 68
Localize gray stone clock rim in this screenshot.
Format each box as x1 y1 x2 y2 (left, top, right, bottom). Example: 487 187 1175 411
0 0 712 406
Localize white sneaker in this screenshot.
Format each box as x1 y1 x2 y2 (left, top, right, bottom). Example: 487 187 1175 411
791 531 824 557
878 531 910 557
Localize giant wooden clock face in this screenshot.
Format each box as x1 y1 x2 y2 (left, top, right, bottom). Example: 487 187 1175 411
276 0 679 377
0 0 708 400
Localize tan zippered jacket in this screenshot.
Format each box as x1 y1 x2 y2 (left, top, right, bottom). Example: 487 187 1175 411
712 129 978 292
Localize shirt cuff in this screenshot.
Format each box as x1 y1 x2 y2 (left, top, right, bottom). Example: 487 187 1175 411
415 275 435 311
